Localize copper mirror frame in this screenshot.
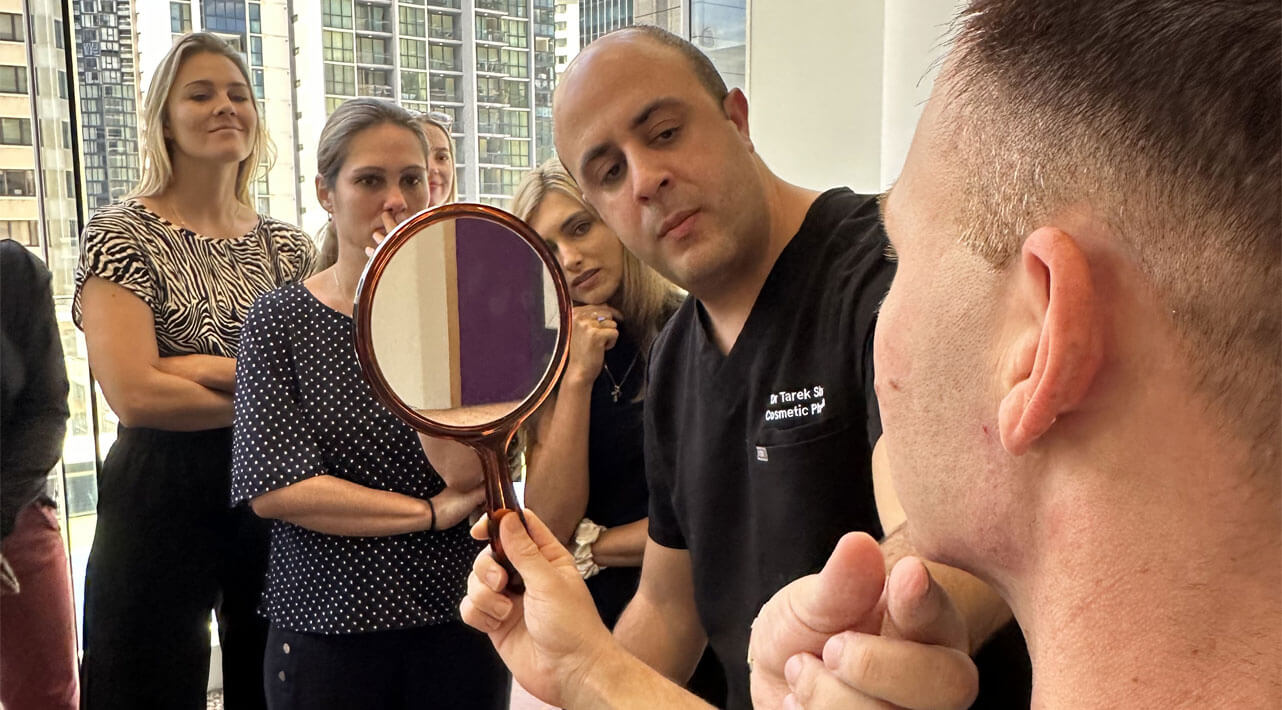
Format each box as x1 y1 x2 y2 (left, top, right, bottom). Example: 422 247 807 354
352 202 573 581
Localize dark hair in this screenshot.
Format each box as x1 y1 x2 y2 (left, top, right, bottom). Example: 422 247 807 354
944 0 1280 465
601 25 729 105
313 98 429 271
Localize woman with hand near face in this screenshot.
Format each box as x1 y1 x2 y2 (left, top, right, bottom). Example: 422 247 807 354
512 159 684 627
73 33 314 709
230 98 507 710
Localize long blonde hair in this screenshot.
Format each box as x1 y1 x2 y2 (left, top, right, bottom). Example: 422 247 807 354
417 114 458 205
312 98 431 272
127 32 271 208
512 157 683 357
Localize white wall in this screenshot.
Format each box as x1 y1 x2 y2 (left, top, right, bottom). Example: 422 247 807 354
747 0 963 193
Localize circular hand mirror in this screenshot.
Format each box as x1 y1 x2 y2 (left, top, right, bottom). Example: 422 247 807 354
353 203 571 586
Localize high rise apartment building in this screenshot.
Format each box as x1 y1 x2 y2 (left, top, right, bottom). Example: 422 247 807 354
291 0 556 230
72 0 141 215
564 0 744 89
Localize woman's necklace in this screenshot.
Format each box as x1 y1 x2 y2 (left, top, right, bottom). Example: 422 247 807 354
602 350 640 403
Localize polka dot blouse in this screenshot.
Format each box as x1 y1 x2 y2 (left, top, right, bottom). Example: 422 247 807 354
230 283 484 634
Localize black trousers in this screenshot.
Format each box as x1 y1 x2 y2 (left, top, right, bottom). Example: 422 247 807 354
80 426 270 710
264 622 510 710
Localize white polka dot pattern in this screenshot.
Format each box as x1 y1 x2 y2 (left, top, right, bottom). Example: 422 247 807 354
231 283 483 634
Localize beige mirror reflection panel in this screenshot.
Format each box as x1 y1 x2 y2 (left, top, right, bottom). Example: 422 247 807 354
370 219 461 411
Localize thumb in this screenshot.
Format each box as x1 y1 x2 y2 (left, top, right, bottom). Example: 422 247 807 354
751 532 887 669
498 509 571 587
882 557 969 652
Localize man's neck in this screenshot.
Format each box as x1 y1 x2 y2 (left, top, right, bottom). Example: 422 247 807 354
699 179 823 354
1015 466 1281 709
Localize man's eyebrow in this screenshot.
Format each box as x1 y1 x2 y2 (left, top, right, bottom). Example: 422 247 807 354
577 97 683 176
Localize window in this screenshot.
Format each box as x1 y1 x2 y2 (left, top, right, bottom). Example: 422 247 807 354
355 3 391 33
477 45 501 73
249 2 261 33
400 38 426 70
429 43 458 72
323 0 354 29
203 0 246 34
252 69 264 99
325 96 346 115
0 220 38 246
57 70 67 99
170 2 192 33
250 36 263 66
428 12 457 40
324 63 355 95
0 170 35 197
401 71 427 102
477 76 503 103
0 65 27 94
502 18 528 47
429 74 460 103
0 118 32 146
356 35 390 65
357 68 392 97
62 121 71 148
398 6 425 37
502 48 528 78
0 12 22 42
323 31 354 62
54 19 62 48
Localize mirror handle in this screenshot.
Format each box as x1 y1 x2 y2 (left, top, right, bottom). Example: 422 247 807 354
476 440 527 592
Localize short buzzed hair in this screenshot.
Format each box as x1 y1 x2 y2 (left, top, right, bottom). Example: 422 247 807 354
597 25 730 106
943 0 1280 467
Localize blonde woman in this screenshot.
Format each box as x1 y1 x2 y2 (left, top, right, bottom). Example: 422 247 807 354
73 33 313 709
512 158 683 625
418 110 457 206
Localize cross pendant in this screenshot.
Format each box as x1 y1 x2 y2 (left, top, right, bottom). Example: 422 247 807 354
611 385 622 403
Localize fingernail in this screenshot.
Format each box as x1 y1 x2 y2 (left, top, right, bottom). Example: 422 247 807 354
782 694 800 710
493 596 512 618
485 568 502 590
823 635 846 668
785 654 802 685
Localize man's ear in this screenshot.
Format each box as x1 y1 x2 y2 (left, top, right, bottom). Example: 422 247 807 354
997 226 1103 456
315 174 332 214
722 88 752 148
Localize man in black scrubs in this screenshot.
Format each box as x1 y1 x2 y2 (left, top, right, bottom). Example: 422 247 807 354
466 25 1024 710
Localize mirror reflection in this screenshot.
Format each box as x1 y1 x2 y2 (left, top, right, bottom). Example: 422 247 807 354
369 216 562 427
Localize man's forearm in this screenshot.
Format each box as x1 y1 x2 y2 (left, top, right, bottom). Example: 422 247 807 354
565 640 714 710
880 524 1013 653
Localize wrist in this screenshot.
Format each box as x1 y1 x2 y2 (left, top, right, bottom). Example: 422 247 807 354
561 369 597 391
562 633 633 710
421 497 436 532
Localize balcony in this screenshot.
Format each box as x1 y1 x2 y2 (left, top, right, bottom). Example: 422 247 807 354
429 26 461 41
430 59 461 72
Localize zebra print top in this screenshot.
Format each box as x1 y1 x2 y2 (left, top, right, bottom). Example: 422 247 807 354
72 199 316 358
